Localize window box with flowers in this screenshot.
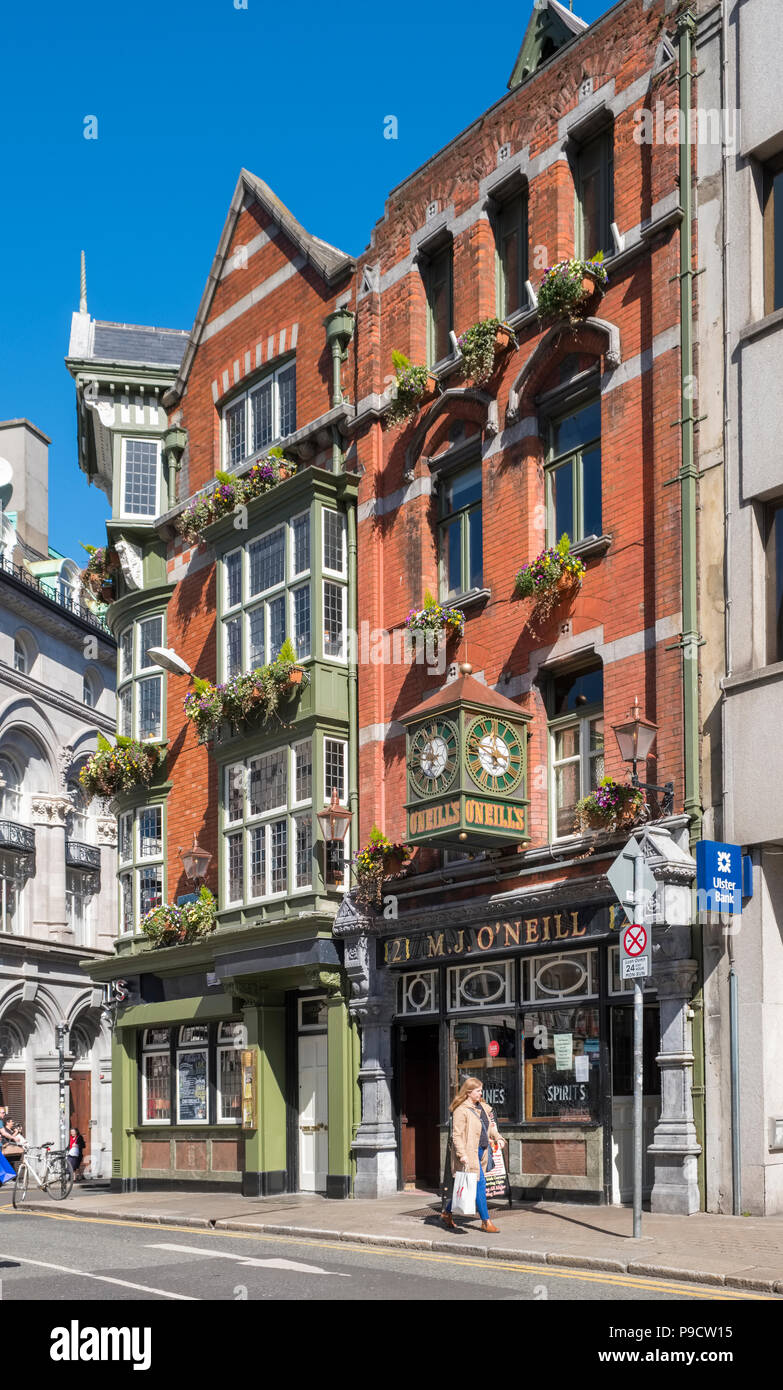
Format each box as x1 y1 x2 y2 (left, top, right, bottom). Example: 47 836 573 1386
79 544 120 604
404 590 465 643
79 733 164 801
574 777 644 834
178 450 297 545
139 886 217 949
514 534 585 635
456 317 517 386
183 639 307 743
536 254 608 325
354 827 412 910
385 351 439 429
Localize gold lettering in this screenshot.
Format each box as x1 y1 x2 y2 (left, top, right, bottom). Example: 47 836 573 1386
427 932 445 958
571 911 586 937
525 918 540 945
425 807 434 831
477 925 495 950
503 921 521 947
453 929 465 955
540 916 552 943
554 914 568 940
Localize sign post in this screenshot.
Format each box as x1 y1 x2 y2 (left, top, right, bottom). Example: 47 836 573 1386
56 1022 69 1154
608 838 655 1239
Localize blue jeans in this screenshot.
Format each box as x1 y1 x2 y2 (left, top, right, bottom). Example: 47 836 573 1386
448 1148 490 1221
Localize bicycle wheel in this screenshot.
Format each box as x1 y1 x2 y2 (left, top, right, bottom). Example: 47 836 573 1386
12 1163 29 1208
46 1157 73 1201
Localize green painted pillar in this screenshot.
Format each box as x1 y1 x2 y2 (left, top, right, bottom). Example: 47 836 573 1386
112 1028 138 1191
326 992 352 1198
242 1000 287 1197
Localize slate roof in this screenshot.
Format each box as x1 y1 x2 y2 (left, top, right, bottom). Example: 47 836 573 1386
91 321 189 367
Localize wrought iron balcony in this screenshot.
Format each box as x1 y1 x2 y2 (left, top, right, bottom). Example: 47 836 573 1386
0 821 35 854
66 840 101 870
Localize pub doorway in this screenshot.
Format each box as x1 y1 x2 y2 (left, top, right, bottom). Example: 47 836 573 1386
399 1023 440 1190
69 1071 91 1178
609 1003 661 1204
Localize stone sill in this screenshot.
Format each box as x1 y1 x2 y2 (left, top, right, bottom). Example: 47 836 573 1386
569 533 612 559
722 659 783 694
443 588 490 612
739 306 783 346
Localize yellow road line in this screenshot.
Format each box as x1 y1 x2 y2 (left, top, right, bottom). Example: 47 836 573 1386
0 1206 774 1300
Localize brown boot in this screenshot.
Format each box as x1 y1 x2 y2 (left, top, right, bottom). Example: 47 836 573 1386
441 1212 459 1231
481 1220 499 1233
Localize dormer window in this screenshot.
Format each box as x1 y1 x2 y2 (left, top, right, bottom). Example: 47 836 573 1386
221 360 296 470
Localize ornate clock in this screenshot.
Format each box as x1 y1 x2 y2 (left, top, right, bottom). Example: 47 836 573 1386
409 718 459 799
465 715 524 794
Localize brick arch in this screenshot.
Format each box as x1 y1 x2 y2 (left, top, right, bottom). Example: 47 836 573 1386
506 316 621 424
404 387 499 479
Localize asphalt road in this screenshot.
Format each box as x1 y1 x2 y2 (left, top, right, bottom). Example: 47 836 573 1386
0 1200 773 1303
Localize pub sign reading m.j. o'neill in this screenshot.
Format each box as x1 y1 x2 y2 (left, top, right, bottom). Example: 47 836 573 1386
696 840 742 915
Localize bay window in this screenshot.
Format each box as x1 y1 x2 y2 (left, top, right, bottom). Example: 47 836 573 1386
223 737 318 905
117 614 165 743
118 804 164 934
121 438 161 519
221 511 312 677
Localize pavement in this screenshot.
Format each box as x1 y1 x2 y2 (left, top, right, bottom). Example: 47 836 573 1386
12 1183 783 1296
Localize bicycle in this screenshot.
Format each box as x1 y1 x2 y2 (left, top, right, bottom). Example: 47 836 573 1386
12 1141 74 1207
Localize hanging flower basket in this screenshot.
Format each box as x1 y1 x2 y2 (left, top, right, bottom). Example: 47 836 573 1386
178 450 297 544
79 545 120 603
385 351 439 428
79 735 164 801
140 887 217 949
536 254 608 325
404 590 465 643
514 534 586 635
456 317 517 386
353 827 412 910
183 638 307 743
574 778 644 835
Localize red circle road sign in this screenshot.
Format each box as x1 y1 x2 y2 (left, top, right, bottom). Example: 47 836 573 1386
488 1040 500 1057
623 924 647 956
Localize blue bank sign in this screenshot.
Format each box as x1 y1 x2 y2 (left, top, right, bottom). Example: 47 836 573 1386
696 840 743 915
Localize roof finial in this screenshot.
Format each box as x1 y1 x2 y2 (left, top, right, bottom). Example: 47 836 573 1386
79 250 87 314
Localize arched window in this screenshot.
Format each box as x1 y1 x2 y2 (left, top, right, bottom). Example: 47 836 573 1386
0 1021 24 1062
70 1023 91 1064
59 561 80 609
0 756 22 821
67 783 89 842
83 672 95 708
13 635 27 674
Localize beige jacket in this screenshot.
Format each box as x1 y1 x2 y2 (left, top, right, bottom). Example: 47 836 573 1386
450 1099 501 1176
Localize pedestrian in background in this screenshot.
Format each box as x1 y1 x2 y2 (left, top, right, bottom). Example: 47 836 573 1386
67 1127 85 1181
441 1077 506 1234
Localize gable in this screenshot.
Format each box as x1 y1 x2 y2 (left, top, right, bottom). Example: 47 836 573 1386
507 0 588 90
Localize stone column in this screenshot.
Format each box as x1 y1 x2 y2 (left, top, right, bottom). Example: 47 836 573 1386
649 958 702 1214
30 795 71 943
336 897 399 1199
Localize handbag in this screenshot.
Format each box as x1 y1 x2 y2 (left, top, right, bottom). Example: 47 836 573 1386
451 1170 478 1216
1 1142 23 1158
484 1140 510 1201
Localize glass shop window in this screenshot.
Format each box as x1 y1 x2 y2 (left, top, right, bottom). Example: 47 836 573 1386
217 1022 246 1124
176 1026 208 1125
141 1028 171 1125
523 949 598 1002
449 1015 517 1125
522 1006 601 1123
447 959 514 1011
397 970 439 1017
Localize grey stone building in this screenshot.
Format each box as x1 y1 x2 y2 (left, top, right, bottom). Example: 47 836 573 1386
0 417 117 1176
697 0 783 1215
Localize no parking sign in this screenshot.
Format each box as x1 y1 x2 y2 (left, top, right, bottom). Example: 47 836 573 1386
621 921 651 979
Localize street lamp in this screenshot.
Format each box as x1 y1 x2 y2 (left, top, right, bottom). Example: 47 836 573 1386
612 697 674 815
316 788 353 887
179 833 212 886
147 646 192 678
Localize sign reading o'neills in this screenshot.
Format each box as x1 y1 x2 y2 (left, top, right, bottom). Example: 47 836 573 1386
383 903 616 967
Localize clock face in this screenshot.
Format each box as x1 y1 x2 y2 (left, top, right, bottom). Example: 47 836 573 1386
409 719 459 799
465 715 524 794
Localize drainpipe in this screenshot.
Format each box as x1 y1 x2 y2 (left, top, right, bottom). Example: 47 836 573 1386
677 10 706 1209
346 501 359 868
676 11 702 847
162 425 187 510
324 309 355 471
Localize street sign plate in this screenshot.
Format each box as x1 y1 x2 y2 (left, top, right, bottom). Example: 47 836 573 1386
621 920 652 978
607 838 657 925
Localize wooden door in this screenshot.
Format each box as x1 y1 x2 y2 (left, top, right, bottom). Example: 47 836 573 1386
69 1072 91 1171
400 1025 440 1188
298 1034 328 1192
0 1073 26 1134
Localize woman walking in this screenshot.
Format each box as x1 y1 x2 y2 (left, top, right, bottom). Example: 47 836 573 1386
442 1077 506 1234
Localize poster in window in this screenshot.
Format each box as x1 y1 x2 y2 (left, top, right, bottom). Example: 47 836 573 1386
177 1050 207 1122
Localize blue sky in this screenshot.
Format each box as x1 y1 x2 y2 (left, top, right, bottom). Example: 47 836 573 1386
0 0 612 562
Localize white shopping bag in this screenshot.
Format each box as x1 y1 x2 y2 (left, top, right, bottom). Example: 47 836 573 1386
451 1170 478 1216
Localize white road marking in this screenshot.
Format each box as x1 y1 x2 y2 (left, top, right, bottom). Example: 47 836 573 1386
1 1252 197 1299
148 1242 350 1276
